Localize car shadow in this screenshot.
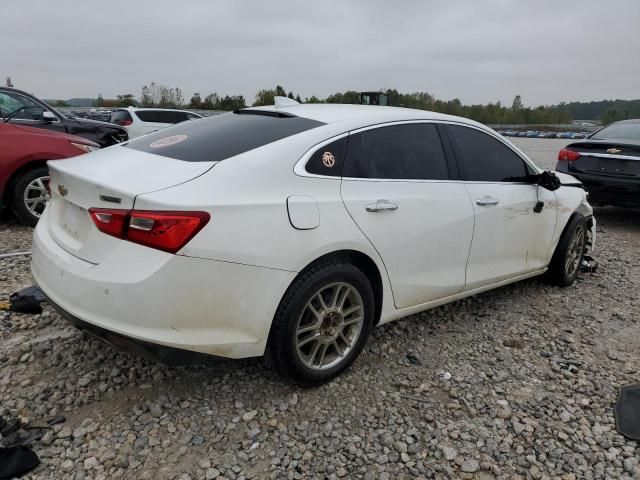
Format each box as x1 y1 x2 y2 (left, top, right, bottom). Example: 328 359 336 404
593 205 640 232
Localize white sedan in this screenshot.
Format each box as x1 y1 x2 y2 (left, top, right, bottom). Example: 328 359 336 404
32 99 595 385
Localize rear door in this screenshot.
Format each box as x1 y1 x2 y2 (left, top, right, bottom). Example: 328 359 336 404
341 122 475 309
445 124 557 290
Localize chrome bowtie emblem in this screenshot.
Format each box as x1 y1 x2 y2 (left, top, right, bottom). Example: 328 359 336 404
322 151 335 168
58 184 68 196
606 147 622 154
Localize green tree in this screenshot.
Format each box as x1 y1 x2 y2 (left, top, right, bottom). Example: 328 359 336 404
94 94 104 107
140 84 154 107
511 94 523 111
116 94 136 107
189 93 202 109
253 88 276 106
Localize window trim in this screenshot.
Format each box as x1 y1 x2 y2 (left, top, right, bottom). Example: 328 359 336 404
294 132 350 180
294 119 540 183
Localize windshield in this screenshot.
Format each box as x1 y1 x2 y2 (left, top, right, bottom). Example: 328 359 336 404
124 111 325 162
591 122 640 141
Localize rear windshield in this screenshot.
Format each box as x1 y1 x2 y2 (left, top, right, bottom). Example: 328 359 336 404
124 111 325 162
591 122 640 140
110 110 132 124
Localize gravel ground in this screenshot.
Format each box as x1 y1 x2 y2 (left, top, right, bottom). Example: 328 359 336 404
509 138 571 170
1 143 639 479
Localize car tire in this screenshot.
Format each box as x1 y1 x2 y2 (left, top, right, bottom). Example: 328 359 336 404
267 259 375 386
12 167 50 227
547 214 587 287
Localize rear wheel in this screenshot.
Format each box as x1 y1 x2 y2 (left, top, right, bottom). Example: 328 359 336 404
268 260 375 386
12 167 50 226
547 214 587 287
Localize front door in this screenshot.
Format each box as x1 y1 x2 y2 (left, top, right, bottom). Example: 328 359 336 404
445 124 558 290
340 122 475 309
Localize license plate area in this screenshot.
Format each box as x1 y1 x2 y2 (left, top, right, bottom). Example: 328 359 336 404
60 201 88 241
585 158 637 177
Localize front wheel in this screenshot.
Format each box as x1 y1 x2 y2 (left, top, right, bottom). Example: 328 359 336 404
267 260 375 386
547 214 587 287
12 167 50 227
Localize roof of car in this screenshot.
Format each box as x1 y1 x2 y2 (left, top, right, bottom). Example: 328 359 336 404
122 107 198 114
245 103 484 129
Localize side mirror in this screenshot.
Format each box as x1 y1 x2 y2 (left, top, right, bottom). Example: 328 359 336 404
537 170 561 191
42 111 57 122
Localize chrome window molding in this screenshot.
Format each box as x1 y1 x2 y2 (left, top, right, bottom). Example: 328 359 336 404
294 119 542 183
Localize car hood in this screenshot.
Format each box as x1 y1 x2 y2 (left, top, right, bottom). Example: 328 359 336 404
67 116 125 132
555 171 583 187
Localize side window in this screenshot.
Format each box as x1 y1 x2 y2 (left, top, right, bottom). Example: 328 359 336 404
343 123 449 180
305 137 348 176
447 125 532 182
0 92 43 120
137 110 173 123
157 111 185 123
135 110 157 123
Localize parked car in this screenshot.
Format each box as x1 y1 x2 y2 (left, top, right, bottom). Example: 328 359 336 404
110 107 202 139
557 119 640 207
0 87 127 147
0 123 99 225
32 101 594 385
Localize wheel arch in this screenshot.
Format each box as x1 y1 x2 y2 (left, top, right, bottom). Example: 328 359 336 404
278 249 385 328
2 160 49 207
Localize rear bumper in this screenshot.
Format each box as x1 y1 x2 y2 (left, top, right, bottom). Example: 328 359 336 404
46 294 216 365
31 208 296 359
560 169 640 207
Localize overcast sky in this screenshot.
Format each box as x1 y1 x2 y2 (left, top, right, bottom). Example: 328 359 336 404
3 0 639 106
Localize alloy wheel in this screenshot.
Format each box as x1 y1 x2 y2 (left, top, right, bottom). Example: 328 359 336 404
295 282 364 370
23 175 50 218
564 225 585 278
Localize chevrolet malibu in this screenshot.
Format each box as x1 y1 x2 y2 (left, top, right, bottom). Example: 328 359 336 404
32 99 595 385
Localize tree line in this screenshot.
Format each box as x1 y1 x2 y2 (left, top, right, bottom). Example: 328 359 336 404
56 82 638 125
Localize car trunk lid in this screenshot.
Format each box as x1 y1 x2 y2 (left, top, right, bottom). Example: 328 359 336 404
46 146 215 264
569 141 640 179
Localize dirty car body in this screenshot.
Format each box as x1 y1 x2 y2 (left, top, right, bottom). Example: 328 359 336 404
31 102 595 383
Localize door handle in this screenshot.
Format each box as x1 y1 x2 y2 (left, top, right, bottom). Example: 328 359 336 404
365 199 398 212
476 196 500 206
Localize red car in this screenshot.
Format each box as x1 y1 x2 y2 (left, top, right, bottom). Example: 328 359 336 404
0 122 99 225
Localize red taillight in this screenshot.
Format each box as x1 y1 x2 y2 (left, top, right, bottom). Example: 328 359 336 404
89 208 128 237
558 149 581 162
117 119 133 126
88 208 210 254
127 211 210 253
